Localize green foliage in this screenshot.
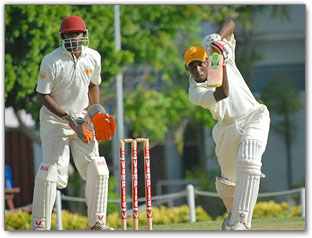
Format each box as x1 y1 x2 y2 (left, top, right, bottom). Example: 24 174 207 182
5 5 272 144
119 205 212 229
124 86 170 141
261 74 302 188
106 176 120 214
253 201 300 218
5 201 301 230
51 210 88 230
261 74 301 117
4 205 211 230
185 168 224 218
216 200 301 221
5 210 32 230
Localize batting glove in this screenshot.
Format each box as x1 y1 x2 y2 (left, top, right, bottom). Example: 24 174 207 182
211 41 230 60
202 33 222 52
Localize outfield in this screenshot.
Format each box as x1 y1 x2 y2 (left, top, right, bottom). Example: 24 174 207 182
145 217 305 231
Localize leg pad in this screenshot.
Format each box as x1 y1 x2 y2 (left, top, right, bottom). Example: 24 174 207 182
86 157 109 228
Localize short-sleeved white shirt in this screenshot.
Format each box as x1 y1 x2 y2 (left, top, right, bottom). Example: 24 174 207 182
36 45 102 113
188 34 260 124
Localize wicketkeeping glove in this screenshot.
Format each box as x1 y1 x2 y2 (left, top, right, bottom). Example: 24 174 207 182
63 111 94 144
88 104 116 141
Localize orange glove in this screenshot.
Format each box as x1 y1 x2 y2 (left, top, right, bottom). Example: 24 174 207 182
63 111 94 144
88 104 116 141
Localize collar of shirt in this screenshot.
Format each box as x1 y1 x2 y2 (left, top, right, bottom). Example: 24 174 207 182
61 45 88 58
189 75 209 88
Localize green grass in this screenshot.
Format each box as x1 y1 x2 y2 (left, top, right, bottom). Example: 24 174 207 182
139 217 305 231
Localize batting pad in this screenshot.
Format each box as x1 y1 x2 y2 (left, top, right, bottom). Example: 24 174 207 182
216 177 235 213
230 140 262 229
31 163 58 230
86 156 109 227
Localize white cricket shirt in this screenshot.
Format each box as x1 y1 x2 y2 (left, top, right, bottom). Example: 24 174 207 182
188 34 260 124
36 45 102 113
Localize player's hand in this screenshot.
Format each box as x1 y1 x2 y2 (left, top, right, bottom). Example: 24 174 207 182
63 111 93 144
202 33 222 51
211 41 229 61
88 104 116 141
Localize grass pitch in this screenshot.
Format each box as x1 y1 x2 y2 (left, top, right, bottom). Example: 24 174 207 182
144 217 305 231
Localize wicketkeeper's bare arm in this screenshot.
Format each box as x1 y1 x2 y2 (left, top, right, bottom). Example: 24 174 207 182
88 82 100 105
38 93 67 118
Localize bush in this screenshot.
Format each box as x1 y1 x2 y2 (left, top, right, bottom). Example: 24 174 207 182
5 210 88 230
5 210 32 230
216 200 301 221
51 210 88 230
5 201 301 230
107 205 213 229
252 200 301 218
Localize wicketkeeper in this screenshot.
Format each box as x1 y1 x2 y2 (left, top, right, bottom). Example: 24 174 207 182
31 15 116 230
184 19 270 230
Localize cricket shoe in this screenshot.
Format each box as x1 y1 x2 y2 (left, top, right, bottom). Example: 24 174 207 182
228 222 249 230
87 221 114 230
33 227 45 230
221 213 232 230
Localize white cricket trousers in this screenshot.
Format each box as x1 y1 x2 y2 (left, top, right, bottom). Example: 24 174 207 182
39 107 99 188
212 104 270 183
32 107 109 230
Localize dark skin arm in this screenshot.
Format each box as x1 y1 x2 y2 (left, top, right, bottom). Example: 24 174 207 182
88 82 100 105
217 19 235 41
38 82 101 118
38 93 67 118
213 19 234 101
213 64 229 101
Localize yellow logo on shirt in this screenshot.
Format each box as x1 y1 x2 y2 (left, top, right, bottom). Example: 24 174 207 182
84 69 93 74
39 73 46 79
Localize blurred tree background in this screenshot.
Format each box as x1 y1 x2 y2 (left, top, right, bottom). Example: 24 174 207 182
5 5 292 217
6 5 287 143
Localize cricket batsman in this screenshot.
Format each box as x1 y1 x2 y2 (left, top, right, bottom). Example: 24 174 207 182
184 19 270 230
31 16 115 230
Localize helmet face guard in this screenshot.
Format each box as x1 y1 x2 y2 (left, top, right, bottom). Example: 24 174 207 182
60 30 89 53
59 16 89 53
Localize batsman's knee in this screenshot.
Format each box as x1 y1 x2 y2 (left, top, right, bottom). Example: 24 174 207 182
87 156 109 177
237 140 263 176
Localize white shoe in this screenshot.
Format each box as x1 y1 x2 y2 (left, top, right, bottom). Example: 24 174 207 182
88 221 114 230
228 222 249 230
33 227 45 230
221 213 232 230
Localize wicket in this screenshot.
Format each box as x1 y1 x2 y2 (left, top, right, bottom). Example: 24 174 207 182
119 138 152 230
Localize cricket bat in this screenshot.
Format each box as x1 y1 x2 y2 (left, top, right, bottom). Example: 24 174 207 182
207 52 223 88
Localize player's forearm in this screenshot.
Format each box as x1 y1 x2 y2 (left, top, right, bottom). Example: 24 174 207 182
213 65 229 101
217 19 235 41
38 93 67 118
88 83 100 105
